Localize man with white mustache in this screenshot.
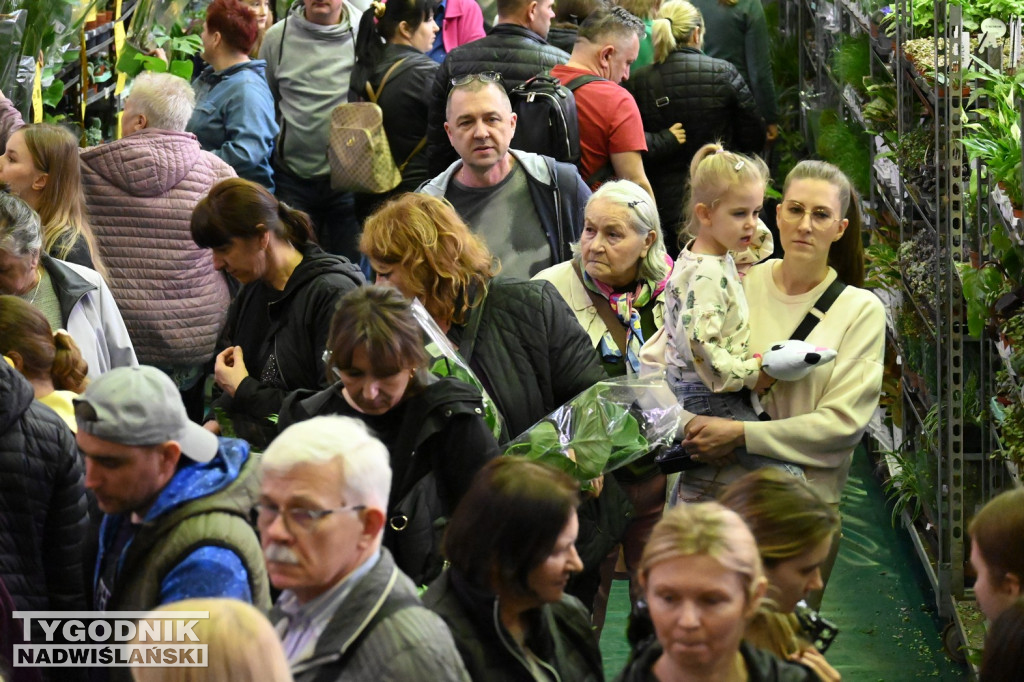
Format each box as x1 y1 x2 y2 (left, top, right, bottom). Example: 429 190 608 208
259 416 470 682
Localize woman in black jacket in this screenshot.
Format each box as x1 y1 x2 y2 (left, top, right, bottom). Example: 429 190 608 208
626 0 765 249
350 0 440 219
278 285 500 584
0 358 88 614
191 178 364 448
360 193 607 442
423 457 604 682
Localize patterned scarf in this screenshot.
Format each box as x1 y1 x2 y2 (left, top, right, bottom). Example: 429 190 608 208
581 255 673 373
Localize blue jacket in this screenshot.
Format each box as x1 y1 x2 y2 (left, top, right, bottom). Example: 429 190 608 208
94 438 269 611
188 60 278 191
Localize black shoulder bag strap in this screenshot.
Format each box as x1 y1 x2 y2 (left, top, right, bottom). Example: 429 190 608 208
752 277 847 421
648 66 670 131
564 74 614 185
571 259 628 354
791 278 848 342
309 570 420 682
546 155 569 262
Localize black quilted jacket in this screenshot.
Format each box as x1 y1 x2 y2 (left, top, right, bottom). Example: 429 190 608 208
626 47 766 244
0 361 88 612
426 24 570 174
448 278 607 441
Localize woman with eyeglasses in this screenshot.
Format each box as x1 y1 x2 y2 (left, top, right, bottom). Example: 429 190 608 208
190 178 363 449
673 160 884 595
277 285 500 585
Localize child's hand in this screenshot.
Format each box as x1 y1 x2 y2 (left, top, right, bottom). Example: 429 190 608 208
754 368 776 393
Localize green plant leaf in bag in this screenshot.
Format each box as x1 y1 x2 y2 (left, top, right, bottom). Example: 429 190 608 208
41 79 65 108
568 406 614 480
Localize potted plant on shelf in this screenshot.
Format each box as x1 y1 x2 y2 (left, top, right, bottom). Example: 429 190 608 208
963 57 1024 213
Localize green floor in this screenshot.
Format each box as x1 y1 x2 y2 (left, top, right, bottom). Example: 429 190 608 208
599 450 970 680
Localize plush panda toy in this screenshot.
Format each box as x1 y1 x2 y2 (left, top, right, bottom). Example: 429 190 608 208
750 340 838 419
760 340 838 381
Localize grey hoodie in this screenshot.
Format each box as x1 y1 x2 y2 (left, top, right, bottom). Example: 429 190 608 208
260 0 363 178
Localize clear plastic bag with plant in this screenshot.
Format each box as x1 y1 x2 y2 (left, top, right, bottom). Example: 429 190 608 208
504 376 683 490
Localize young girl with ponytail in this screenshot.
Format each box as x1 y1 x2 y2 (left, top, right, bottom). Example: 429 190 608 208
0 295 90 431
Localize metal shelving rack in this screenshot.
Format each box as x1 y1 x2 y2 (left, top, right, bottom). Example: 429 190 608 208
783 0 1024 668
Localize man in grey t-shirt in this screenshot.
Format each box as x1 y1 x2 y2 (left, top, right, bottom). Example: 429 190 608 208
418 75 591 279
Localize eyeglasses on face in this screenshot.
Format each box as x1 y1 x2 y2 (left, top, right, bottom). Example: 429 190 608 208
779 201 841 230
254 503 365 532
450 71 503 88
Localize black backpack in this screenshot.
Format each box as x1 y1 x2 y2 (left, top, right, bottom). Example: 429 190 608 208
509 73 605 164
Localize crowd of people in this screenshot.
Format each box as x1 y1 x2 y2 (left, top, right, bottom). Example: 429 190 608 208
0 0 1013 679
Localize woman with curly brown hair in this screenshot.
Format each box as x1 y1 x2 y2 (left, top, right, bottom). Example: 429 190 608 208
360 193 606 441
0 294 89 431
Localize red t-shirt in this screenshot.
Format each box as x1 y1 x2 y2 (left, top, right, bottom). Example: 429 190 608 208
550 64 648 185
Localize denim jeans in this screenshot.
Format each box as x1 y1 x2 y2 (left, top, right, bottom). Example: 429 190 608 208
273 163 361 262
672 380 805 477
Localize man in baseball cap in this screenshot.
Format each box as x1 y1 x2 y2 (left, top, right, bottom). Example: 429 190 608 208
76 365 270 613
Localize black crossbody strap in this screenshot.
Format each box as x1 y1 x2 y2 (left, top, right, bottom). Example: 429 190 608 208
648 67 670 130
790 279 847 341
752 278 847 421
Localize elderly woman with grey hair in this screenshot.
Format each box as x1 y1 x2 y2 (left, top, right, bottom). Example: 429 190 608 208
0 192 136 378
535 178 672 379
534 178 672 629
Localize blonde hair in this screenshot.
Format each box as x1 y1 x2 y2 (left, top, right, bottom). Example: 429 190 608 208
682 142 769 240
640 502 764 605
131 599 292 682
20 125 108 279
651 0 702 63
359 193 498 325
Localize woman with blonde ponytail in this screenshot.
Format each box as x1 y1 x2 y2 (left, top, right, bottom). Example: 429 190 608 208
625 0 765 248
0 295 89 431
190 178 365 448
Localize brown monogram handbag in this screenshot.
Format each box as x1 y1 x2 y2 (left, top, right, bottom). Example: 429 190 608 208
327 58 425 193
